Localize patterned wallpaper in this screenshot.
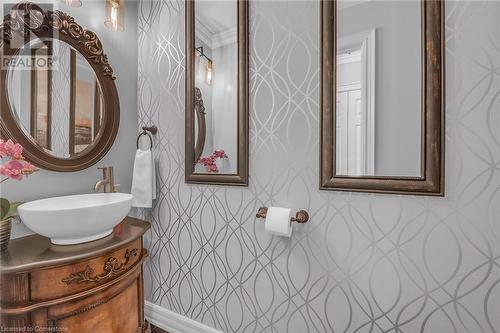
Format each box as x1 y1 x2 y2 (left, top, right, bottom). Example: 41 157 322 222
137 1 500 332
51 41 71 157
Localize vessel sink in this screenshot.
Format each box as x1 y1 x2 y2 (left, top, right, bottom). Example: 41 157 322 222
18 193 133 245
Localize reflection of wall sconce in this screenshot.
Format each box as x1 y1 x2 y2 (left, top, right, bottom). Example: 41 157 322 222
205 60 212 85
63 0 82 7
196 46 213 86
104 0 125 32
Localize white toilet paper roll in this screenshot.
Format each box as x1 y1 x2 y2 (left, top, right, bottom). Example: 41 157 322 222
265 207 293 237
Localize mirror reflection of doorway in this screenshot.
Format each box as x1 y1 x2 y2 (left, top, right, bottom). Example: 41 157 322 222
336 77 363 175
336 29 375 176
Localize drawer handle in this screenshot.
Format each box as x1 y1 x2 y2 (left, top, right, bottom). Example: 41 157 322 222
62 249 139 285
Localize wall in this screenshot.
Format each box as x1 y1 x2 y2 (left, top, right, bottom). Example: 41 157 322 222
194 37 214 159
138 1 500 332
1 0 139 238
211 41 238 174
194 36 238 173
139 1 500 332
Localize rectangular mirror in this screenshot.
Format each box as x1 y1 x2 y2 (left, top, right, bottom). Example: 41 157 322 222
320 0 444 195
185 0 248 186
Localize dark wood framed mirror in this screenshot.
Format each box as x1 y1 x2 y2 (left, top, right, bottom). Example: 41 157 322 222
0 3 119 172
320 0 444 196
185 0 249 186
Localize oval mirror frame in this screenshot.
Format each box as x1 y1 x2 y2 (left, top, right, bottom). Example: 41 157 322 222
0 3 119 172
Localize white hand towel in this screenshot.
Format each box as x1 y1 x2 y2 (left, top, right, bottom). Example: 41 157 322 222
131 149 156 208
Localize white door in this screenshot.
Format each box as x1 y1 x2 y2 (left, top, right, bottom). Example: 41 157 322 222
336 88 365 176
348 89 364 175
336 92 349 174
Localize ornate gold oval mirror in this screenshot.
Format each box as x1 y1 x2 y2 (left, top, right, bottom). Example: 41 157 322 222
185 0 249 186
320 0 444 195
0 3 119 172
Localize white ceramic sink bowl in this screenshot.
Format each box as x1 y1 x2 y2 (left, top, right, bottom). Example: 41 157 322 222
18 193 133 245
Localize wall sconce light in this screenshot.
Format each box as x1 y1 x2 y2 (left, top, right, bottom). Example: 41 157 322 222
104 0 125 32
205 60 213 85
63 0 82 7
195 46 213 86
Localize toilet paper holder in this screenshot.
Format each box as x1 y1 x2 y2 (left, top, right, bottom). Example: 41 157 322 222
256 207 309 224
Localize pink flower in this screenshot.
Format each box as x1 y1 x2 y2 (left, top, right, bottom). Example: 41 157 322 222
0 140 38 220
0 160 37 181
0 139 8 157
0 160 25 181
0 139 24 159
199 156 214 166
207 164 219 173
197 149 228 173
213 150 228 159
0 140 38 183
21 160 37 175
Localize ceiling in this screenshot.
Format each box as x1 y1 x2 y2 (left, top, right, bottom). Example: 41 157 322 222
195 0 236 35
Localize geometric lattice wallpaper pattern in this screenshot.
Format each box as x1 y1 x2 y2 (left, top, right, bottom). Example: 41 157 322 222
137 1 500 332
50 41 71 157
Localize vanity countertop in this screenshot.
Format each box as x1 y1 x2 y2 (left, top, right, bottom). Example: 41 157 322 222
0 217 150 274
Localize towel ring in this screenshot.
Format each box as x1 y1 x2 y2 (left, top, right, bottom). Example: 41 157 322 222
136 132 152 150
136 125 157 149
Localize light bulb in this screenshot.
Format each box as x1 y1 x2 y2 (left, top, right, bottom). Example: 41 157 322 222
64 0 82 7
104 0 125 32
205 60 213 85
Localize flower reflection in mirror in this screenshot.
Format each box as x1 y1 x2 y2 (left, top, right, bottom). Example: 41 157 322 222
198 150 227 173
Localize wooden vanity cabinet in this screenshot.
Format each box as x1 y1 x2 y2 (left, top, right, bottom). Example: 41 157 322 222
0 217 151 333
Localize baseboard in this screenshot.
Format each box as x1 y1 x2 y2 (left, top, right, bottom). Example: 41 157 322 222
144 301 223 333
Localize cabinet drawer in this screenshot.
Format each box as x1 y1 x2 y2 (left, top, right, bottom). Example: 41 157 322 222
30 238 142 301
46 270 141 333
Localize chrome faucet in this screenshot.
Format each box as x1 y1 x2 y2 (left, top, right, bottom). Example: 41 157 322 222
94 166 119 193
